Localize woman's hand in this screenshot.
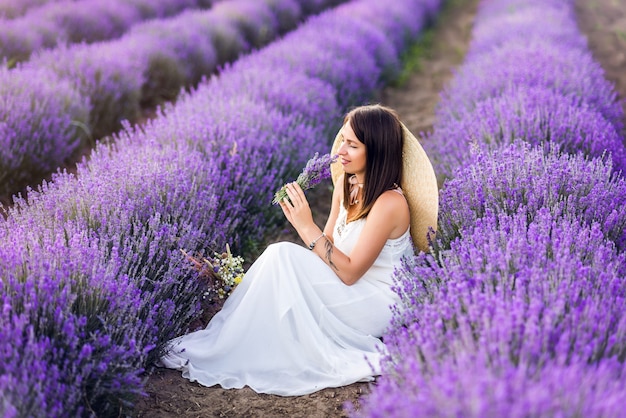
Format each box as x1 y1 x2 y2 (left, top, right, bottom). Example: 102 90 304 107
278 182 314 230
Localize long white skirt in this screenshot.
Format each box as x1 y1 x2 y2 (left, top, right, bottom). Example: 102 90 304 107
160 242 397 396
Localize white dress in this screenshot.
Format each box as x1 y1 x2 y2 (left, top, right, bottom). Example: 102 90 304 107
160 197 414 396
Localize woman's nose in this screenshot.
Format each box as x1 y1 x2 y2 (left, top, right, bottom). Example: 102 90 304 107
337 142 347 154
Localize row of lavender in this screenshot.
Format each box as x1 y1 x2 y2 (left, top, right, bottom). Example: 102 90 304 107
0 0 215 63
0 0 65 19
0 0 443 416
357 0 626 416
0 0 343 200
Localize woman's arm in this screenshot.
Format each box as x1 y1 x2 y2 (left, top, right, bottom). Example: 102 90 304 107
280 182 409 285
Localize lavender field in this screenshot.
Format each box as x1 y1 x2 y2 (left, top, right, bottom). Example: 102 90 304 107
0 0 216 63
1 0 625 416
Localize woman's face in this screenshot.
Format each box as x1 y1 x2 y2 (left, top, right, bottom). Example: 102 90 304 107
337 120 366 179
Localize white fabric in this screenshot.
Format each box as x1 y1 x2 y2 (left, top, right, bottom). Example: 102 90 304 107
160 201 414 396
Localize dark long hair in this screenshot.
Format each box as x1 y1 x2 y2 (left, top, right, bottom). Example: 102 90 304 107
342 104 404 221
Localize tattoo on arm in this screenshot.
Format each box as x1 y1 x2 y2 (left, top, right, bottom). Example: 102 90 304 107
324 238 338 271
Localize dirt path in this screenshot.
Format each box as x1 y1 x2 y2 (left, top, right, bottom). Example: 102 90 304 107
575 0 626 138
132 1 479 417
380 0 477 137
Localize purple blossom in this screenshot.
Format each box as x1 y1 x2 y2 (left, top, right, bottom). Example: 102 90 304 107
438 40 623 132
435 141 626 253
359 208 626 417
0 0 58 19
357 0 626 415
0 0 213 62
299 153 338 188
3 0 350 201
0 65 90 196
272 153 338 205
427 85 626 180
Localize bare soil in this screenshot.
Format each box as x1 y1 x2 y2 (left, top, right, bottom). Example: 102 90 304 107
133 0 626 416
575 0 626 138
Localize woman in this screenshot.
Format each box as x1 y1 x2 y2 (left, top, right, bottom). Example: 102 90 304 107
160 104 438 396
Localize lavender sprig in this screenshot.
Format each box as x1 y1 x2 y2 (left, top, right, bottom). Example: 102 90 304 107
272 153 338 205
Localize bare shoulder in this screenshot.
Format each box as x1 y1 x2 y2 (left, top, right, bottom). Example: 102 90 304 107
371 189 409 213
369 190 410 237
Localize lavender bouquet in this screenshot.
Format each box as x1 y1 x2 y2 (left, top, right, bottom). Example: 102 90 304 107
272 153 338 205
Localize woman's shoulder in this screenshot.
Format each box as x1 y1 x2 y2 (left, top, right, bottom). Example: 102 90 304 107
367 188 410 238
372 188 410 217
374 188 408 208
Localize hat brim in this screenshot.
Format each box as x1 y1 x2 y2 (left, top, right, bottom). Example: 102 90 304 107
330 123 438 252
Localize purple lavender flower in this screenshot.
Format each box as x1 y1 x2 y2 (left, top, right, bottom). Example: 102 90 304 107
0 0 212 62
355 0 626 416
0 0 52 19
272 153 338 205
435 141 626 252
438 40 623 132
468 1 588 57
427 85 626 180
360 207 626 418
0 65 90 196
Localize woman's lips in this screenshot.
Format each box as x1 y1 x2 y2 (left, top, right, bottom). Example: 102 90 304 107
341 158 350 165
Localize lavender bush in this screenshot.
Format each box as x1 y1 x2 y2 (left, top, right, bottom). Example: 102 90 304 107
0 66 89 197
0 0 65 19
1 0 347 201
357 0 626 415
430 85 626 179
359 209 626 417
26 41 146 140
435 41 623 134
1 137 226 415
435 142 626 253
467 1 587 57
0 0 213 63
263 0 304 32
207 1 279 48
120 13 221 107
1 0 444 415
0 231 156 417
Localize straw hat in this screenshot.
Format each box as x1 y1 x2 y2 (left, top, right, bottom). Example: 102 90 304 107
330 123 439 253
